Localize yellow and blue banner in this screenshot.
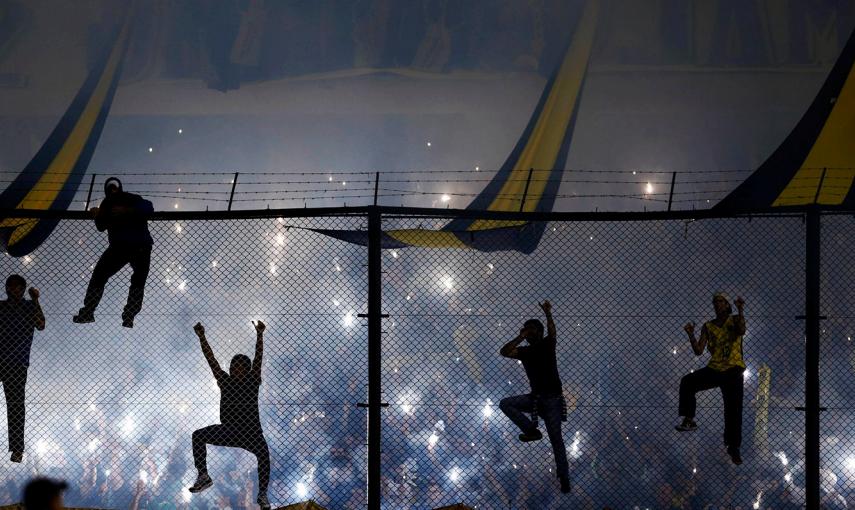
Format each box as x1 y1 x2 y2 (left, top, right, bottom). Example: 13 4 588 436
0 20 130 256
315 0 599 253
716 28 855 210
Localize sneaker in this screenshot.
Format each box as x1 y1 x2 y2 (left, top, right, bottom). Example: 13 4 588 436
727 447 742 465
518 429 543 442
72 310 95 324
188 473 213 493
675 419 698 432
257 494 271 509
10 451 22 463
559 475 571 494
121 315 134 328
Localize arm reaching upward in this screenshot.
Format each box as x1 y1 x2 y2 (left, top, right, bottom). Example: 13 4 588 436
733 296 746 335
540 300 556 338
252 321 265 378
28 287 45 331
194 323 224 379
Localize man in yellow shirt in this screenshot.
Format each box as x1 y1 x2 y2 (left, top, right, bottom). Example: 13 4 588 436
675 293 746 465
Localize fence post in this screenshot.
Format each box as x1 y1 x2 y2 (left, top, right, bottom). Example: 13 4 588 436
366 206 383 510
667 171 676 211
520 168 534 212
374 172 380 206
804 206 822 510
227 172 239 211
84 174 96 211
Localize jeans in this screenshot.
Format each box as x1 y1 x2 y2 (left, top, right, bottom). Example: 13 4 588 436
81 244 151 320
678 366 744 448
192 424 270 496
500 393 569 478
0 364 27 452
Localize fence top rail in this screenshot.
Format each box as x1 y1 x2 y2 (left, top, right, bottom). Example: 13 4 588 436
0 205 847 222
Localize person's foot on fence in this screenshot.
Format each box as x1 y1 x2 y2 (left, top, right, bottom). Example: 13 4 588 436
727 447 742 465
10 451 22 463
257 493 271 509
675 418 697 432
559 475 571 494
518 429 543 442
121 313 134 329
72 309 95 324
188 472 212 493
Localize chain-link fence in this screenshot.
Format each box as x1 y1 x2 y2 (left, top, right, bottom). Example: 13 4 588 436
0 208 850 509
820 213 855 510
0 213 370 509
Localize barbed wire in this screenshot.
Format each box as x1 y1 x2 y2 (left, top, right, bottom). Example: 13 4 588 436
9 189 738 205
1 166 852 178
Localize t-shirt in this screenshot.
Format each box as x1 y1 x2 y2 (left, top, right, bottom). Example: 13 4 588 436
0 299 38 366
216 371 262 430
705 315 746 372
517 335 563 397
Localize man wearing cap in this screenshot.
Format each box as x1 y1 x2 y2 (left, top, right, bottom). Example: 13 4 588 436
73 177 154 328
23 477 67 509
0 274 45 463
675 292 747 465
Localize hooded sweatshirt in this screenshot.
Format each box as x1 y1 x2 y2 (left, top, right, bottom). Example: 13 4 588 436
94 178 154 246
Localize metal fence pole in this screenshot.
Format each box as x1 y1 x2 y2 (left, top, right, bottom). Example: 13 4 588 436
804 206 822 510
227 172 239 211
84 174 97 211
366 206 383 509
667 171 676 211
519 168 534 212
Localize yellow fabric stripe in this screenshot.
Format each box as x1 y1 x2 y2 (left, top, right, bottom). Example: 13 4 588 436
774 60 855 206
386 229 471 249
468 0 598 231
6 24 128 246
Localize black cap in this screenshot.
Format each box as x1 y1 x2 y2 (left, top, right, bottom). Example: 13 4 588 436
23 477 67 509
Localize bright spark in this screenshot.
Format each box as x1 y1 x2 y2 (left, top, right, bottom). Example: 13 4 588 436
296 482 308 498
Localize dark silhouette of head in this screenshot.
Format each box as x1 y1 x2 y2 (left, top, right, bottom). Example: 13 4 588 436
230 354 251 378
712 292 733 317
5 274 25 300
522 318 545 343
23 477 67 510
104 177 123 196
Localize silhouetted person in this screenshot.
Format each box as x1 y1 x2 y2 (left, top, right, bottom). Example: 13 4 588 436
0 274 45 463
676 293 747 465
499 300 570 493
23 477 67 509
73 177 153 328
189 321 271 510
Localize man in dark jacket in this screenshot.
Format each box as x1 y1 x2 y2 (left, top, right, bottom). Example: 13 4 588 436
73 177 153 328
0 274 45 463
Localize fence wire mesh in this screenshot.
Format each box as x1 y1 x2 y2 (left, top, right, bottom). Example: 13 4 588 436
0 214 369 509
380 214 807 509
820 213 855 509
0 208 849 509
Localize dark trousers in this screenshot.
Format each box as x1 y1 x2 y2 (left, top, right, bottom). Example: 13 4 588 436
82 244 151 319
0 364 27 452
678 366 744 448
192 424 270 496
500 393 569 478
